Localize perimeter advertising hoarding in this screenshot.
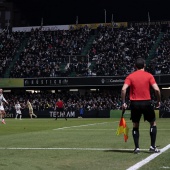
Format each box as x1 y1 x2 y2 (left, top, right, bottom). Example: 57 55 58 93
110 110 159 119
69 22 128 30
12 22 128 32
6 110 110 118
23 77 125 87
159 110 170 118
0 78 23 88
0 75 169 88
6 109 160 118
23 75 170 87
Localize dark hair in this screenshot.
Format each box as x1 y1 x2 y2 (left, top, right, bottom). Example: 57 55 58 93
135 57 145 69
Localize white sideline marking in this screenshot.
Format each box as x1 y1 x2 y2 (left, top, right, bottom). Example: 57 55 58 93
53 129 170 131
53 122 109 130
160 166 170 169
53 120 170 131
127 144 170 170
0 147 147 151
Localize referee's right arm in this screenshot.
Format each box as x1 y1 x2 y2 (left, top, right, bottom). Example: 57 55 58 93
121 83 129 109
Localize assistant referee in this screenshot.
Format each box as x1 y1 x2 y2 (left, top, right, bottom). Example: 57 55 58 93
121 57 161 154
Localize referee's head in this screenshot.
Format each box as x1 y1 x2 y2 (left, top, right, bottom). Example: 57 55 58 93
135 57 146 69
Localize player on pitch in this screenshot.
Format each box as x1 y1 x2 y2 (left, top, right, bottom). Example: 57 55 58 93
0 89 8 124
15 100 23 120
27 99 37 119
121 57 161 154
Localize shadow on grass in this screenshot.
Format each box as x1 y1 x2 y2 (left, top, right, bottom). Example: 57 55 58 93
104 145 161 154
104 149 153 154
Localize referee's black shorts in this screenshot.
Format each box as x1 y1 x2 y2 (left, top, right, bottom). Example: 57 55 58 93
130 100 156 123
57 108 64 113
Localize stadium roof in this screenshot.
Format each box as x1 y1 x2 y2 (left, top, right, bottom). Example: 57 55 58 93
7 0 170 26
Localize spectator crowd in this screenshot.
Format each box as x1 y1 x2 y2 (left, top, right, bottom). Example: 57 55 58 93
3 89 170 114
9 27 91 78
1 23 170 78
0 23 170 115
0 30 25 77
89 24 161 76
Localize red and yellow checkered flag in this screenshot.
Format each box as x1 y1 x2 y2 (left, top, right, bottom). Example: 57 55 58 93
116 109 129 142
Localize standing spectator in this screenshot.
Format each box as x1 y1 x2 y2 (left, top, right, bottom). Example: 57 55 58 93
0 89 8 124
27 99 37 119
121 57 161 154
54 98 67 120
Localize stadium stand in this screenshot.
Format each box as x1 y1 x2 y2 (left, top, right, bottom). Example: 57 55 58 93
9 27 92 78
146 26 170 75
89 24 162 76
1 24 170 78
0 23 170 114
0 30 25 77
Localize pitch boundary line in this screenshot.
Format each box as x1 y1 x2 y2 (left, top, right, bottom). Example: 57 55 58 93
0 147 148 151
53 128 170 131
53 122 111 130
0 146 168 152
53 121 170 131
127 144 170 170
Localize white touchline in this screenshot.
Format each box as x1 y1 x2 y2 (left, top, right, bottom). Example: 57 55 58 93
53 121 170 131
0 148 148 151
160 166 170 169
53 128 170 131
53 122 111 130
126 144 170 170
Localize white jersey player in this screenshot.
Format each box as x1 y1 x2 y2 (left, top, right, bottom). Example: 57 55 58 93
15 101 22 120
0 89 8 124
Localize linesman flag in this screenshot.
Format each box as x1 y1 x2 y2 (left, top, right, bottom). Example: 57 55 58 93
116 109 129 142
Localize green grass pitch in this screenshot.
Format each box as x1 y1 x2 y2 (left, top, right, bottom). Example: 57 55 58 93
0 117 170 170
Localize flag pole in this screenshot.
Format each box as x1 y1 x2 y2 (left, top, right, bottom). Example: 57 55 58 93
148 12 150 26
111 13 114 30
121 108 125 117
111 13 113 24
76 16 78 25
7 20 10 34
41 18 43 29
104 9 106 24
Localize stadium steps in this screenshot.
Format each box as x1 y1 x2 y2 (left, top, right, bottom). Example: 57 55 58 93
4 37 28 78
60 30 97 76
60 63 67 72
146 32 164 66
89 61 95 70
81 35 96 56
66 33 97 76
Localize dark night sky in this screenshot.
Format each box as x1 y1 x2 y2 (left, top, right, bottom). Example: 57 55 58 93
8 0 170 26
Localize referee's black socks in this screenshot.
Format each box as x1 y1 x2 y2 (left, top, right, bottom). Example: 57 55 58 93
132 128 139 149
150 126 157 148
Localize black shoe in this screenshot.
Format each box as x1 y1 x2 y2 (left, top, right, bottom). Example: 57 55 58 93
149 146 160 153
134 148 140 154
